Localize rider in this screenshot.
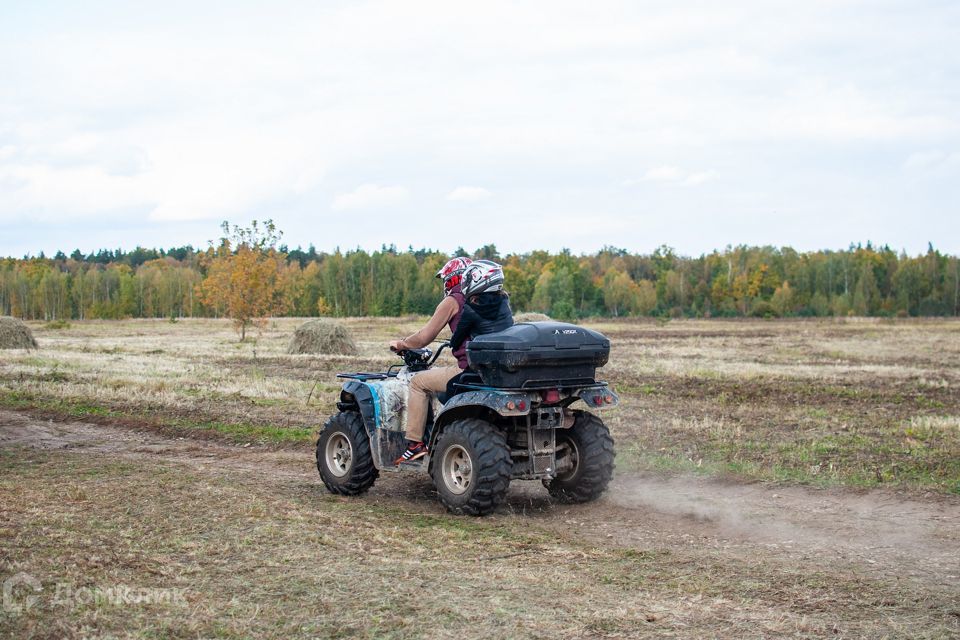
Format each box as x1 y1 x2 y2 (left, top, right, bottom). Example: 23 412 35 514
390 257 471 463
445 260 514 396
449 260 514 353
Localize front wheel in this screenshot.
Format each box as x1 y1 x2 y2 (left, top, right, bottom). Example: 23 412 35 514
430 418 511 516
316 411 379 495
545 410 615 503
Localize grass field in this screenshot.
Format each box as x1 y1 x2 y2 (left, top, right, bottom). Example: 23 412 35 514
3 316 960 492
2 317 959 638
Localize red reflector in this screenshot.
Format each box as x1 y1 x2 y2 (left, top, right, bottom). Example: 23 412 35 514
542 389 560 404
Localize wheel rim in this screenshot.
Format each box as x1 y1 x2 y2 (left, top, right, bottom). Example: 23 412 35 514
325 432 353 478
441 444 474 495
555 437 580 482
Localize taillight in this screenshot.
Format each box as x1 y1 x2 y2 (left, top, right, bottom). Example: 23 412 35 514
542 389 561 404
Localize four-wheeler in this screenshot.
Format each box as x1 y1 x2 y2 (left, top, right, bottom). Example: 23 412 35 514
315 321 618 515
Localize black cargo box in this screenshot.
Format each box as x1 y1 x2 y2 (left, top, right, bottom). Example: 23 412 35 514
466 321 610 388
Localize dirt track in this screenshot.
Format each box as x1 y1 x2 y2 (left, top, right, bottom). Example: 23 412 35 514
3 409 957 597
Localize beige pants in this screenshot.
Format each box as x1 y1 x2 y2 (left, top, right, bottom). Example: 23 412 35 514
405 366 461 441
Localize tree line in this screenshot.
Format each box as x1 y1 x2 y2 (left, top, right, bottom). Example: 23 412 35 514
2 236 958 322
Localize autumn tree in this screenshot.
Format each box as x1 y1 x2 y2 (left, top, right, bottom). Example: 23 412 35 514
852 262 881 316
4 242 960 321
503 263 535 311
636 280 658 316
602 269 640 316
770 280 795 317
198 220 290 340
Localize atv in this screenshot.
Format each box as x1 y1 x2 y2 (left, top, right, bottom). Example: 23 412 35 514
315 321 618 516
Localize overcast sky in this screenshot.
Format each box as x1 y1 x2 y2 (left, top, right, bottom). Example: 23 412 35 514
1 1 958 259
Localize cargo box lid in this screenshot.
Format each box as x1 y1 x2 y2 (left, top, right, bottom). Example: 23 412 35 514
467 321 610 351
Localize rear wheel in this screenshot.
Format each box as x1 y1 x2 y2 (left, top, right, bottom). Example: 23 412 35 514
430 418 511 516
545 410 614 503
316 411 378 495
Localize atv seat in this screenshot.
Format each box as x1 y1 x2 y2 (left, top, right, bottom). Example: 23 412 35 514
437 371 483 404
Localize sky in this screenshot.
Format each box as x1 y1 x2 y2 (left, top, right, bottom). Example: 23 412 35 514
1 0 958 259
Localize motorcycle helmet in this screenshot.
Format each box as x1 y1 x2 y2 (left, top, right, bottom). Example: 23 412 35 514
461 259 505 297
436 257 473 294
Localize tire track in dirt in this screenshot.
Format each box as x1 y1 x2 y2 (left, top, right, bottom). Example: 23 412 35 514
2 409 958 595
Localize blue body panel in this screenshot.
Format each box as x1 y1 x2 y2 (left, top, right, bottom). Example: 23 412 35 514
340 380 378 436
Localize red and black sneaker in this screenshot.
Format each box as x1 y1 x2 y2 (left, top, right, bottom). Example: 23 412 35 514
395 440 427 465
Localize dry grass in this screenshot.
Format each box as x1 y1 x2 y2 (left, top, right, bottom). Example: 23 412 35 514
1 317 959 491
2 449 956 639
513 312 552 322
0 316 37 350
2 318 960 638
287 318 358 355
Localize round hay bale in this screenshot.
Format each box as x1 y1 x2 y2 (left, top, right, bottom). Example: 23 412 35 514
513 312 552 323
0 316 38 350
288 319 358 355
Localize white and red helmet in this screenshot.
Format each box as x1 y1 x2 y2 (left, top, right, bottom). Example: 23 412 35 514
436 257 472 294
461 260 505 297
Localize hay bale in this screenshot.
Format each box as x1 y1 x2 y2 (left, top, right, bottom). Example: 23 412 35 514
513 312 552 323
0 316 38 349
288 319 358 355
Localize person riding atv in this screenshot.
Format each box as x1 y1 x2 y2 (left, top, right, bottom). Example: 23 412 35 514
317 312 618 515
388 256 472 463
390 258 513 464
449 260 514 352
444 259 514 420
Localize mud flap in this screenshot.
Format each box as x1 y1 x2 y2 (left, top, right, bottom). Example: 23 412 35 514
368 377 418 470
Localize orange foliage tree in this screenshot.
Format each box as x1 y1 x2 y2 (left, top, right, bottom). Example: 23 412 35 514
198 220 291 341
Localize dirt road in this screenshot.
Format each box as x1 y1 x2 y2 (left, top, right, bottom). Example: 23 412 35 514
3 409 957 597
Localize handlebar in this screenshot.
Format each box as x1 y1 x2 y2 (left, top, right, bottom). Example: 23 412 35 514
392 341 451 371
428 342 450 366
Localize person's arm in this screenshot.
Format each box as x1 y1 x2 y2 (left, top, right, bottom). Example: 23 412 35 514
390 296 458 351
450 304 478 351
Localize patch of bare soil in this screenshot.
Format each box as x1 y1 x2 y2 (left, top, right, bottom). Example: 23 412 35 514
548 475 960 593
0 410 305 476
617 371 958 413
3 409 958 600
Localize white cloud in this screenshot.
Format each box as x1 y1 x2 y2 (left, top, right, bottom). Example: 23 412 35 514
0 107 332 223
903 150 960 174
0 163 151 219
446 186 492 202
682 170 718 186
331 184 408 211
0 1 957 256
624 167 717 188
904 151 947 170
642 166 684 182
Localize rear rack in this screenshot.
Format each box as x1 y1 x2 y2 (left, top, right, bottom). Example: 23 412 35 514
454 380 609 393
336 372 398 381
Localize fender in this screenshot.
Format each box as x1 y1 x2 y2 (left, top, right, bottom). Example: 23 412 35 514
429 390 536 447
339 380 379 436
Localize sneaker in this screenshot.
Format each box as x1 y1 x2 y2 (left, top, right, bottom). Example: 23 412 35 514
395 440 427 465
